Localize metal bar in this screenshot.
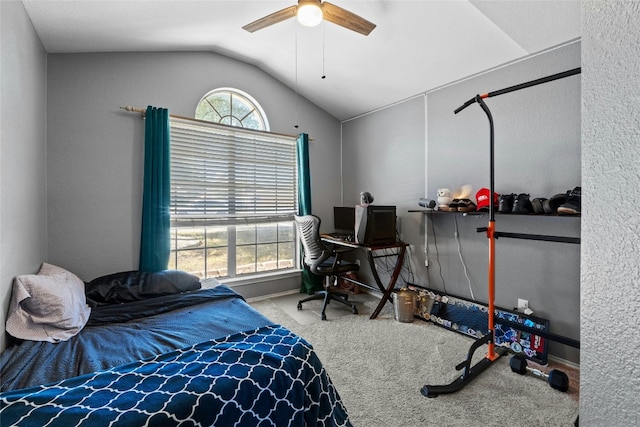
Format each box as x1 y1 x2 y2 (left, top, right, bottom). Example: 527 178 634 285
495 231 580 244
421 343 507 398
495 317 580 349
453 68 581 115
484 67 581 99
119 106 301 140
476 228 580 244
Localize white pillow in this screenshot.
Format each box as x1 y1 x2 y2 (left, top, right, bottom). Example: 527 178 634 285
5 263 91 343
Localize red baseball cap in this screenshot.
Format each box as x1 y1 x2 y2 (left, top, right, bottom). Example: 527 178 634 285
476 188 499 211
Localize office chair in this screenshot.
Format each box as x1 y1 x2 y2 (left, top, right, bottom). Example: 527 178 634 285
294 215 359 320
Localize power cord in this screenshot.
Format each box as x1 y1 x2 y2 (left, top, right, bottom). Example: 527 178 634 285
453 214 475 300
372 246 415 287
399 245 415 285
428 212 447 293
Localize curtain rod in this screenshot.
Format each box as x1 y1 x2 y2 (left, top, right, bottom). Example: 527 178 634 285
119 106 303 140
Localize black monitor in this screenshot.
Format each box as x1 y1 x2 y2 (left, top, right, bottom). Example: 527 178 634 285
333 206 355 233
354 205 397 245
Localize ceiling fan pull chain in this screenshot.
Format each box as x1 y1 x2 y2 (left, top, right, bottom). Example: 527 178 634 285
294 24 299 129
322 21 326 79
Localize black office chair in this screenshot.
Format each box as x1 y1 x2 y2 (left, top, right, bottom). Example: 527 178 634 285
294 215 359 320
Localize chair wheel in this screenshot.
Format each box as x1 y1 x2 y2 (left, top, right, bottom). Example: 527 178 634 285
321 313 327 321
352 307 358 314
297 302 302 311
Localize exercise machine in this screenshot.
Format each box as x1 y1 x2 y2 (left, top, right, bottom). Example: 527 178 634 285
420 67 581 398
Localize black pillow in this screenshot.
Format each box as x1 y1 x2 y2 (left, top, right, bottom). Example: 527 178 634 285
85 270 201 307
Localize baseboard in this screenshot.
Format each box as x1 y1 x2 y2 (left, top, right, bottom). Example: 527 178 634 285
359 288 383 298
548 354 580 370
245 288 299 303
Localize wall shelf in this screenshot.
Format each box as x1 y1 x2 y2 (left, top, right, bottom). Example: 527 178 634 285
409 209 580 244
408 209 580 218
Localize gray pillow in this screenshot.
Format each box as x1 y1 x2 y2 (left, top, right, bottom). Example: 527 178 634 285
6 263 91 342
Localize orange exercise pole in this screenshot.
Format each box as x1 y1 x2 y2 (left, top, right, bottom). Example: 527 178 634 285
486 220 498 361
421 94 505 398
477 94 499 363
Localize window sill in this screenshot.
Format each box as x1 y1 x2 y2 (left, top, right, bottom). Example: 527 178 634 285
217 269 302 288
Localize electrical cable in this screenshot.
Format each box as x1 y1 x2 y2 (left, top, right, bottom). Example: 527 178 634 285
428 212 447 293
398 245 415 285
422 211 431 287
453 214 475 300
388 230 414 285
371 246 414 289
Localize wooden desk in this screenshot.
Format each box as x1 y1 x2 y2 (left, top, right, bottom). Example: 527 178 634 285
321 235 409 319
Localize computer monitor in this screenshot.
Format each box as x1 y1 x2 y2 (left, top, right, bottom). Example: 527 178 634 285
354 205 397 245
333 206 355 233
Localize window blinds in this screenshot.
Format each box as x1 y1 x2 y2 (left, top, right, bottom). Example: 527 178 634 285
169 117 298 227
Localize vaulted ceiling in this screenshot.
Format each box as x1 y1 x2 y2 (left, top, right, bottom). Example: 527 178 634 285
22 0 581 121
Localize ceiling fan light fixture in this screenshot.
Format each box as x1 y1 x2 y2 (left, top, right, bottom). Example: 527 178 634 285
242 0 375 36
297 1 323 27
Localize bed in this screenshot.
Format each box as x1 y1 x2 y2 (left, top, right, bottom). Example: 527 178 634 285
0 265 351 426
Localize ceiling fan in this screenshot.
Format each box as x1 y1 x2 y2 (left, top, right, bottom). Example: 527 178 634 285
242 0 376 36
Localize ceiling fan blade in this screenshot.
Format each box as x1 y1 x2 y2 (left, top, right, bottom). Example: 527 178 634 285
242 5 298 33
321 2 376 36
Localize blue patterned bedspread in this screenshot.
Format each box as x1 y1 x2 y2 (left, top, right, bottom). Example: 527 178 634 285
0 325 351 427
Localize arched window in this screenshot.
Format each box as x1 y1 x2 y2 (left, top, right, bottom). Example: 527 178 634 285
168 88 297 280
195 88 269 131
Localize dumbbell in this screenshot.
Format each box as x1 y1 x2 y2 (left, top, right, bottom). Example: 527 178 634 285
509 353 569 392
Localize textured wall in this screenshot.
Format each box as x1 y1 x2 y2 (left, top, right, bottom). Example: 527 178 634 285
581 1 640 425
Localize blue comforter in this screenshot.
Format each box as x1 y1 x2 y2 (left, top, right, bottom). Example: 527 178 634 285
1 286 271 392
0 325 350 427
0 285 352 426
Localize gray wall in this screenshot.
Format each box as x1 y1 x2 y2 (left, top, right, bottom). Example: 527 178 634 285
0 1 48 351
341 42 581 364
341 96 427 287
581 2 640 424
45 51 342 296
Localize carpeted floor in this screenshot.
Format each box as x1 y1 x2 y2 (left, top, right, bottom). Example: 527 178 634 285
250 292 579 427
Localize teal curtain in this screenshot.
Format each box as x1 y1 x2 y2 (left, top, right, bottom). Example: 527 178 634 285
297 133 312 216
139 106 171 272
296 133 323 294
